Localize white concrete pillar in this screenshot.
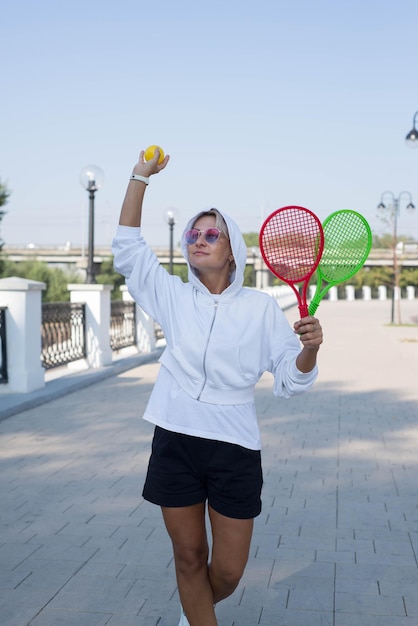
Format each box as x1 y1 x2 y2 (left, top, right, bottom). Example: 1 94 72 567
329 286 338 301
120 286 156 353
68 284 113 368
378 285 387 300
345 285 355 301
362 285 372 301
0 277 46 393
406 285 415 300
394 286 401 301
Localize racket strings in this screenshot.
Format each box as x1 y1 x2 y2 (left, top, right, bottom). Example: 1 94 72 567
320 214 372 282
261 209 323 283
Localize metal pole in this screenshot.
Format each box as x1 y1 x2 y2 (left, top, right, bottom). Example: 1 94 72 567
393 199 400 324
378 191 413 325
86 184 96 284
169 217 174 275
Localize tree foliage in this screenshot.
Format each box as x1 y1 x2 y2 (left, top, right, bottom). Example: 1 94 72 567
95 257 127 299
242 232 259 248
0 259 83 302
0 179 11 255
0 181 10 212
373 233 416 248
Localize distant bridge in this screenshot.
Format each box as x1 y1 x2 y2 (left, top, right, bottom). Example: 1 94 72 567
3 244 187 274
3 244 418 274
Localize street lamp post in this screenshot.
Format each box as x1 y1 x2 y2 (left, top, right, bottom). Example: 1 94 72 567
405 110 418 147
377 191 415 324
80 165 104 284
251 247 259 288
164 208 180 275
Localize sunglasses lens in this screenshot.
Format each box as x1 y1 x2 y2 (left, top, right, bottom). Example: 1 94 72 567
205 228 221 243
185 229 199 244
185 228 221 244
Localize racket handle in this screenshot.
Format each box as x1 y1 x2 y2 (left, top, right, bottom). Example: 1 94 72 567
298 304 309 318
308 300 319 316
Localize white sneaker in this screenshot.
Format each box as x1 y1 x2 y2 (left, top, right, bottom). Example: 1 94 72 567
178 607 190 626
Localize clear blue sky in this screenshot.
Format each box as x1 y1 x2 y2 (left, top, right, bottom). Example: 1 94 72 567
2 0 418 249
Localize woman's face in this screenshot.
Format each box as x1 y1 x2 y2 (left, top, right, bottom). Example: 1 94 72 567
187 214 233 276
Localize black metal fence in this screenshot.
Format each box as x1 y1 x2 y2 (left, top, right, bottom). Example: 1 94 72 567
1 299 161 376
110 300 136 350
41 302 86 369
0 307 7 383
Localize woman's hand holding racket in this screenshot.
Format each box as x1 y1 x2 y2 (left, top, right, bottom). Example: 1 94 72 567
293 316 323 350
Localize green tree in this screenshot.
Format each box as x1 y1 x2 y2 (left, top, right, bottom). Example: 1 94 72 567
0 258 82 301
400 267 418 288
373 233 416 248
96 257 127 299
0 181 10 227
242 232 259 248
0 179 11 272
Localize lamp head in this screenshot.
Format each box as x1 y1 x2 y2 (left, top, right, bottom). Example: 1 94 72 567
164 207 180 226
80 165 104 191
405 111 418 148
405 128 418 146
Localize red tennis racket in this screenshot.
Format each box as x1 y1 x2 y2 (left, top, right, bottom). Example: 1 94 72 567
259 206 324 317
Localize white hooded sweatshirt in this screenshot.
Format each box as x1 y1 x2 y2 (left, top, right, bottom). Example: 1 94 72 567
112 209 317 449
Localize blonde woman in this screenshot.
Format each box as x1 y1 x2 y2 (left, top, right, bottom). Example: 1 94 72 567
112 149 323 626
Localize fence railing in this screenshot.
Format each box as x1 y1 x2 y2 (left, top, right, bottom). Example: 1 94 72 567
41 302 86 370
1 276 417 394
41 301 160 370
16 285 418 374
110 300 136 350
0 307 7 384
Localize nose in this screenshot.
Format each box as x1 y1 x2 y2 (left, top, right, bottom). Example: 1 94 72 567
195 231 207 244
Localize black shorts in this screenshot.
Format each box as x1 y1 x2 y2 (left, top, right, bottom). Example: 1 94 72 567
143 426 263 519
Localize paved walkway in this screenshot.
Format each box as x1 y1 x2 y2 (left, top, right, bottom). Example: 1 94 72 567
1 299 418 626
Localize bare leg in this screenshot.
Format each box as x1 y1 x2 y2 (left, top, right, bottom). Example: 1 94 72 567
162 503 217 626
208 505 254 603
162 504 254 625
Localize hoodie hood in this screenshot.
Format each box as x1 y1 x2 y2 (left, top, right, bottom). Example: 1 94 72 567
180 208 248 295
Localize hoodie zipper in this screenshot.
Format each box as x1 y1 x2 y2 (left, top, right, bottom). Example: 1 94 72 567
197 300 219 400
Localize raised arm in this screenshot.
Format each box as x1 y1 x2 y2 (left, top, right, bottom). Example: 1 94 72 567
119 148 170 227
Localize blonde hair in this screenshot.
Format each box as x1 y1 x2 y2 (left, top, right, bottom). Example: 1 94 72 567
192 208 230 240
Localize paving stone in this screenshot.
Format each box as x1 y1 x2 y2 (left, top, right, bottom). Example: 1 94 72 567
29 609 112 626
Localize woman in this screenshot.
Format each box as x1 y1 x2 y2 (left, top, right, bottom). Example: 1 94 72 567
112 149 323 626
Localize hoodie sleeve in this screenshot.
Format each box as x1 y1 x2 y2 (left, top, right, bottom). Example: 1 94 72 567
111 225 182 329
272 354 318 398
263 297 318 398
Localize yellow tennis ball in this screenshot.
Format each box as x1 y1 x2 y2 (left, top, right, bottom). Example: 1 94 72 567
144 145 165 164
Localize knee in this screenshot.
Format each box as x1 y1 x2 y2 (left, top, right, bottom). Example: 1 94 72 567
210 561 244 592
174 544 209 577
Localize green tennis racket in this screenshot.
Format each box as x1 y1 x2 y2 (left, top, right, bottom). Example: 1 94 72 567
308 210 372 315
